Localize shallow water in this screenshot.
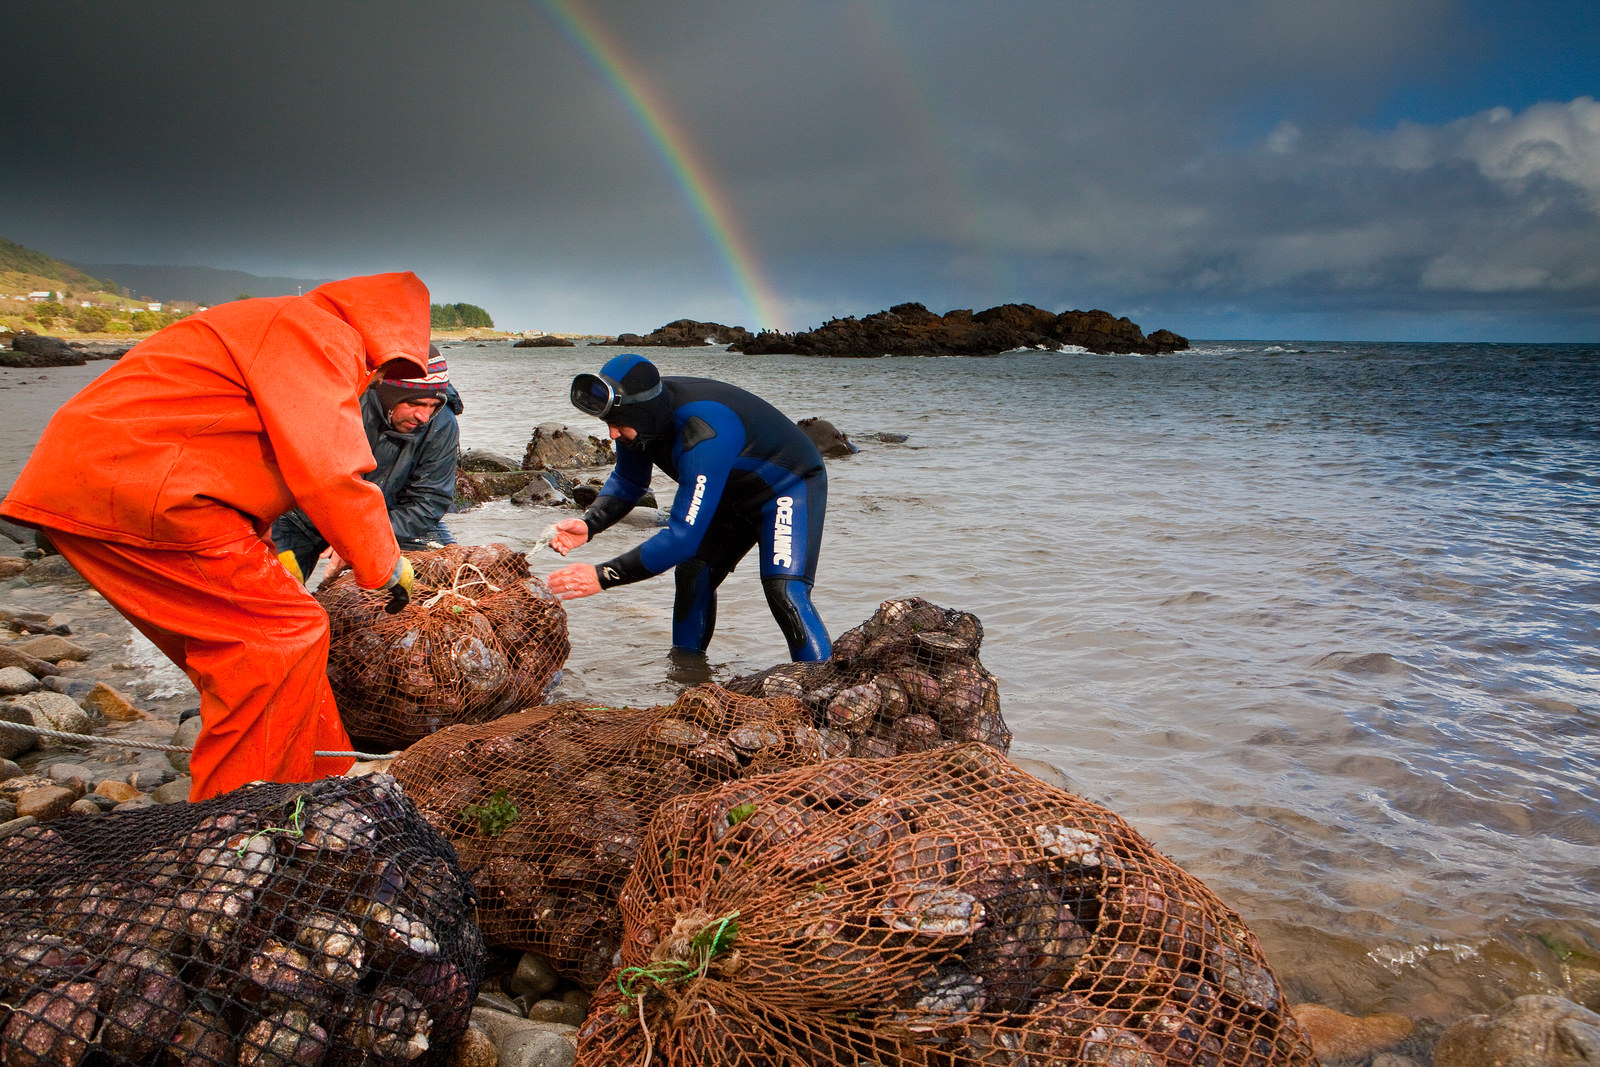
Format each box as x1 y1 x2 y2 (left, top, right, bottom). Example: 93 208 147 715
438 339 1600 1029
5 339 1598 1033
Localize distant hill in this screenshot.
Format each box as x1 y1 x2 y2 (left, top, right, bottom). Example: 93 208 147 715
0 236 113 291
67 262 334 307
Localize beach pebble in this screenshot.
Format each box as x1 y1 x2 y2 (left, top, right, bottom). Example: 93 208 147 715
0 705 39 759
0 664 41 694
10 633 90 662
114 796 156 812
45 762 93 793
68 797 102 816
445 1024 498 1067
20 554 89 589
0 814 39 837
1434 994 1600 1067
81 681 147 721
525 999 585 1026
509 952 559 1000
1 757 20 781
0 558 28 579
16 784 77 820
12 690 93 736
168 715 202 774
41 675 97 699
469 1007 576 1067
1291 1002 1413 1060
94 779 143 804
150 777 192 804
0 645 59 677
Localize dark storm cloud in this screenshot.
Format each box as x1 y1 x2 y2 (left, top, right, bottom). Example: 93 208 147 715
4 0 1595 338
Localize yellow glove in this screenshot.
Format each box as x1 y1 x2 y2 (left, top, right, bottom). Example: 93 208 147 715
382 555 415 614
277 549 305 585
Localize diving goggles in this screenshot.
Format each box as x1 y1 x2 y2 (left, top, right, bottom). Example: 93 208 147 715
570 372 662 419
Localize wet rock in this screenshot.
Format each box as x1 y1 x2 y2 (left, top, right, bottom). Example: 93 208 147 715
525 999 585 1026
469 1007 576 1067
1 758 19 780
797 417 857 458
521 423 612 470
151 777 192 804
20 554 89 589
0 645 60 677
513 335 576 347
0 814 39 836
0 557 27 579
69 797 102 816
81 681 148 721
45 762 94 791
610 319 752 347
1434 994 1600 1067
0 665 41 695
0 607 71 634
0 798 13 821
95 779 143 804
1290 1002 1414 1060
42 675 97 699
458 470 543 502
445 1023 499 1067
509 952 559 1000
3 332 86 366
460 449 523 473
17 784 77 820
168 714 203 774
509 477 568 508
12 639 90 662
0 705 36 758
12 690 93 735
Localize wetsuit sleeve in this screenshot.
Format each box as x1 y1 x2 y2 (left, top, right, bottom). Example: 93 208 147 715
596 404 744 588
386 410 458 542
581 446 652 539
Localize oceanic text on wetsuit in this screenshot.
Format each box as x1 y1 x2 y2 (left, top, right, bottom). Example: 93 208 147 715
685 475 708 525
772 495 794 567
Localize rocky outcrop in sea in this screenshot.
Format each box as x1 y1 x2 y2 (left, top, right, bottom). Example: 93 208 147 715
591 319 754 347
734 301 1189 357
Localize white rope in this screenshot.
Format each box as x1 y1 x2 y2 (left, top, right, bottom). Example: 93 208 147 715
420 561 501 609
0 720 395 762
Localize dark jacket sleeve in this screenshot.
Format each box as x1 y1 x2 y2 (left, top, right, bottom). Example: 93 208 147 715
385 408 460 542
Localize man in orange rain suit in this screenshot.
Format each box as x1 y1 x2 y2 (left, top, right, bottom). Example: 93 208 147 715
0 272 429 801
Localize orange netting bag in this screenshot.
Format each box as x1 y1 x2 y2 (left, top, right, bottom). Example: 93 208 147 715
390 684 831 986
575 744 1318 1067
316 543 569 751
725 596 1012 758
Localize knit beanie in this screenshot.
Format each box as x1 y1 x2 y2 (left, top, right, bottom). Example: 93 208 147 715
374 344 449 414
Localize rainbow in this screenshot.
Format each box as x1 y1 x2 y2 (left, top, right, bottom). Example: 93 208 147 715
539 0 787 332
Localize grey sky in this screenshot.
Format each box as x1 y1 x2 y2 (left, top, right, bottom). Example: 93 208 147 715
5 0 1597 339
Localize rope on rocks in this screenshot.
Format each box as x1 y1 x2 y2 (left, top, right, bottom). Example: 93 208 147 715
0 720 396 762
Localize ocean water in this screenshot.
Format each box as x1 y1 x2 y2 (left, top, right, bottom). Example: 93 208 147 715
437 338 1600 1028
3 338 1596 1032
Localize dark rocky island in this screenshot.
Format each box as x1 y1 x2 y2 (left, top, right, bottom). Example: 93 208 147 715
735 302 1187 357
592 319 754 347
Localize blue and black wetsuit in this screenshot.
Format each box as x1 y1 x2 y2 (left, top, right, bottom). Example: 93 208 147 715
580 372 831 661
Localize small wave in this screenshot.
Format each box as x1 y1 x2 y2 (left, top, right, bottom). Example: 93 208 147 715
1160 590 1220 606
1311 651 1412 677
1366 939 1482 971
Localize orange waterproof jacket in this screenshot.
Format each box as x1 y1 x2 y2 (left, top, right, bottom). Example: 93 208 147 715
1 272 430 589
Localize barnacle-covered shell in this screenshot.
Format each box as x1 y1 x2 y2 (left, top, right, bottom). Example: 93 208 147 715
2 980 101 1067
238 1006 330 1067
880 883 986 937
825 683 881 731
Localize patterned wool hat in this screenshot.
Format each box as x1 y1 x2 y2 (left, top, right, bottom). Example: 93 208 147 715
374 345 449 413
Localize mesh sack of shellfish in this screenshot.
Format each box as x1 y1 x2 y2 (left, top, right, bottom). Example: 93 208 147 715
0 774 485 1067
391 683 832 987
316 542 570 750
725 596 1012 759
574 743 1316 1067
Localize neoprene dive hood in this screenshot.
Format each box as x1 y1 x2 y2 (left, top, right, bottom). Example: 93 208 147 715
571 354 672 446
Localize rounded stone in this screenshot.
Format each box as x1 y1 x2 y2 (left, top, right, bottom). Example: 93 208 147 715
0 665 41 695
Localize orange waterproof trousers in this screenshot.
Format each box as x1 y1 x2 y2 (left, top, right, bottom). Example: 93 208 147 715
47 528 355 801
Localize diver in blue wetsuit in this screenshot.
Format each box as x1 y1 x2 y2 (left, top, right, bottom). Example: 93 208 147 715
544 353 832 661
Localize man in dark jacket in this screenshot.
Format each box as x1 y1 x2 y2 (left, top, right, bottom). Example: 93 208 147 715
545 353 831 661
272 346 461 583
